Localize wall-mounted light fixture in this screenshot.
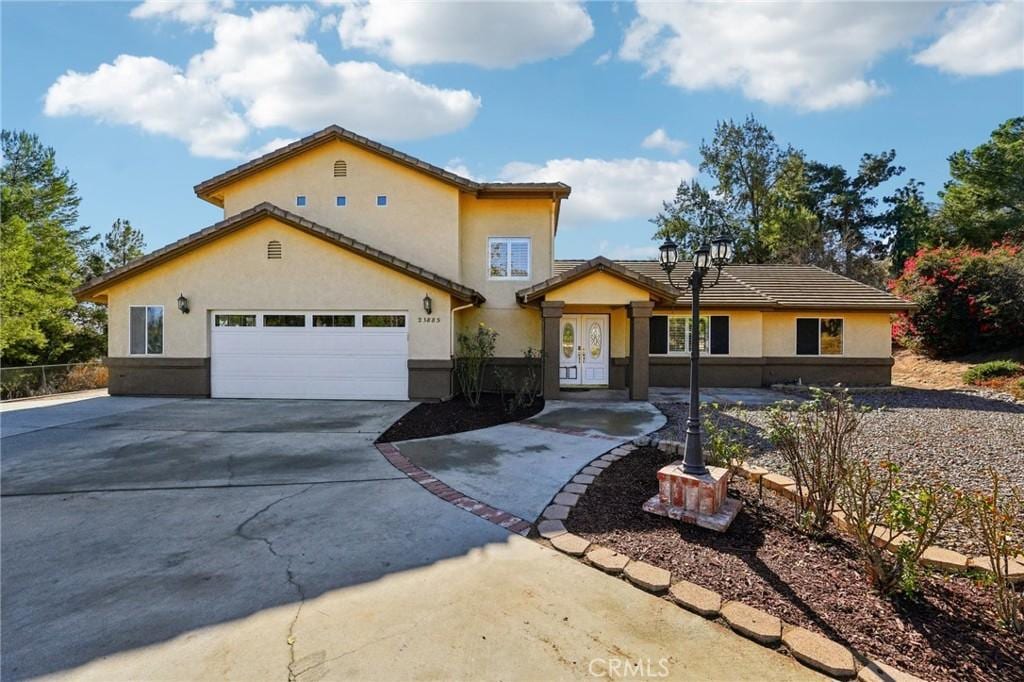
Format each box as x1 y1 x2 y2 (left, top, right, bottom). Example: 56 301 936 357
177 293 190 314
422 293 433 315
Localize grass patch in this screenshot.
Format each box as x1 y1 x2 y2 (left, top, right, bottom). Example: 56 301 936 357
963 360 1024 385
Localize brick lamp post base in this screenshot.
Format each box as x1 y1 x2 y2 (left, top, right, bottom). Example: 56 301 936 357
643 463 741 532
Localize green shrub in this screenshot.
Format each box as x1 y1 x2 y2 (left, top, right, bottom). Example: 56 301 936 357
966 470 1023 634
890 242 1024 357
701 403 750 470
963 359 1024 384
455 323 498 408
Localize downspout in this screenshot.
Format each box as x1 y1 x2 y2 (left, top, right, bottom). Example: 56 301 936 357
450 301 475 356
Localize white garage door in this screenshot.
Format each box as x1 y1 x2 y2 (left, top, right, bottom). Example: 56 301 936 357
211 311 408 400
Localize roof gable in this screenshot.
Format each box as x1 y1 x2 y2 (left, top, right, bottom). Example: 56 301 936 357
194 125 570 206
553 260 913 310
75 203 484 304
517 256 679 304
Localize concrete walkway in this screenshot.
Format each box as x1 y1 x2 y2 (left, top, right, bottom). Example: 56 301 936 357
393 400 666 522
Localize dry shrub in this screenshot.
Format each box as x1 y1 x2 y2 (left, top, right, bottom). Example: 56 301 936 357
766 387 865 534
967 470 1024 633
58 363 108 392
838 459 964 597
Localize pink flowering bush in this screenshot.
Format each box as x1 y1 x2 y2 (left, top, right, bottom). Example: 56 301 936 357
890 242 1024 357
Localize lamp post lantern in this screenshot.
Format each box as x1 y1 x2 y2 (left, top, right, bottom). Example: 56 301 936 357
657 235 734 476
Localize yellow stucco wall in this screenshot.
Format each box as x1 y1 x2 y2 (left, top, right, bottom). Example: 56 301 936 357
545 272 653 306
762 311 893 357
217 140 462 280
456 195 554 356
102 217 453 359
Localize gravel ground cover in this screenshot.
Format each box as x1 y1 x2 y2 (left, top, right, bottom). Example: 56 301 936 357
566 446 1024 682
654 388 1024 555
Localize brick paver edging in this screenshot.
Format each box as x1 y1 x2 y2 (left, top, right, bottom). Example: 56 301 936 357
374 442 533 536
533 433 925 681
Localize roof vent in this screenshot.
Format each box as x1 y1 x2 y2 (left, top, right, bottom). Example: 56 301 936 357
267 240 282 259
334 160 347 177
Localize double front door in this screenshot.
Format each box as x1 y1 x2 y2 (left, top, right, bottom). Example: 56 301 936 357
559 314 609 386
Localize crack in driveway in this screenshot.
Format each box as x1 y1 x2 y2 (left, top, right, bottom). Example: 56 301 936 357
233 484 315 681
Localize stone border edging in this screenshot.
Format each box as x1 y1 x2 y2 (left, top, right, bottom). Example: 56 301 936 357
375 442 532 536
724 453 1024 584
533 434 926 682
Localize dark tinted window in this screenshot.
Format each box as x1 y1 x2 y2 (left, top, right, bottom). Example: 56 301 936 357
313 314 355 327
649 315 668 354
710 316 729 355
215 314 256 327
363 314 405 328
796 318 820 355
264 314 306 327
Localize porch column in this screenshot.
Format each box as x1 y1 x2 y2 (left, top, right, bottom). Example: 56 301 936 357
540 300 565 400
627 300 654 401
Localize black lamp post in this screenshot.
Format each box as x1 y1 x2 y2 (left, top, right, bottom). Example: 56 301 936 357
658 235 735 476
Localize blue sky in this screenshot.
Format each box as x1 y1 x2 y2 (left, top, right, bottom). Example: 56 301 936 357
3 1 1022 260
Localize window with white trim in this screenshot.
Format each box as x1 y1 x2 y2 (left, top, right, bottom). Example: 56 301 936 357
488 237 530 280
129 305 163 355
650 315 730 355
796 318 843 355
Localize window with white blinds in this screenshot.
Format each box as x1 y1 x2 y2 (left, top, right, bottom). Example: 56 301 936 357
488 237 531 280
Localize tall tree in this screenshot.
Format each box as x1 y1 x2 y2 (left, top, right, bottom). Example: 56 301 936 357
699 116 797 262
805 150 904 281
1 130 92 364
651 179 738 254
100 218 146 270
883 179 931 276
934 116 1024 246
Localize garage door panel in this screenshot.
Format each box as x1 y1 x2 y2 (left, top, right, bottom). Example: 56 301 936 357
210 312 409 400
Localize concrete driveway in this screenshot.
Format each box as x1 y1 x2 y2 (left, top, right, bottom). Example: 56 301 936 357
1 395 819 681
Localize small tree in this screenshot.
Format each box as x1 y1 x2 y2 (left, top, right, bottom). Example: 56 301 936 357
454 323 497 408
966 470 1023 634
765 388 864 534
838 459 963 597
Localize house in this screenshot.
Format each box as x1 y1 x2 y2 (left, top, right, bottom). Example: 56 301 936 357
75 125 913 401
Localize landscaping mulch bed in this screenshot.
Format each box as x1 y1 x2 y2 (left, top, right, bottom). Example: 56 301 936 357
566 445 1024 682
377 394 544 443
655 388 1024 555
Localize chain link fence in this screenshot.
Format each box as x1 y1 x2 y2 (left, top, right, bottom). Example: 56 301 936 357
1 362 108 400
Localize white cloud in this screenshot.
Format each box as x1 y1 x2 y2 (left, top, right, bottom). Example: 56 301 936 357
641 128 686 155
500 157 696 228
45 4 480 158
598 240 659 260
337 0 593 68
620 1 940 110
130 0 234 25
248 137 298 159
594 51 612 66
914 2 1024 76
44 55 248 159
444 158 477 181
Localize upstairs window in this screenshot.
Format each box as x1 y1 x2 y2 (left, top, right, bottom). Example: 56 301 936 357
334 160 347 177
796 318 843 355
488 237 530 280
295 195 307 207
129 305 163 355
336 196 347 207
376 195 388 207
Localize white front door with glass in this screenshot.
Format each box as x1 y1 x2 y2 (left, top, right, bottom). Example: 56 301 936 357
559 314 609 386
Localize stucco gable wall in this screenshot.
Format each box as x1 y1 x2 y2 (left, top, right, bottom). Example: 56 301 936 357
457 195 553 356
102 217 453 359
216 140 461 280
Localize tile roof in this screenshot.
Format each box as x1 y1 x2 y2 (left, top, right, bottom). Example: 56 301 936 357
553 260 913 310
75 203 485 304
517 256 680 304
194 124 570 203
